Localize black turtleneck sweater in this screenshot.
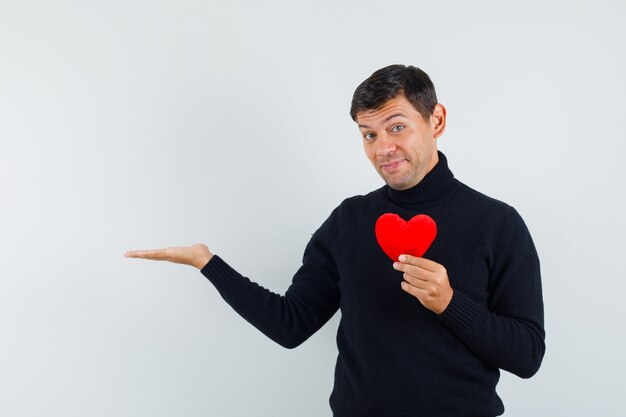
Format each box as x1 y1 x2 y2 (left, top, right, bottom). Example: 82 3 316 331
200 151 545 417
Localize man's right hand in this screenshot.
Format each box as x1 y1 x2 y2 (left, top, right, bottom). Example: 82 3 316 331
124 243 213 270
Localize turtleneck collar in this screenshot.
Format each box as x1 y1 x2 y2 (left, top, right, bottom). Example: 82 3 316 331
384 150 459 207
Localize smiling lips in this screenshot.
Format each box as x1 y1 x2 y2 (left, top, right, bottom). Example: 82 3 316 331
380 159 406 171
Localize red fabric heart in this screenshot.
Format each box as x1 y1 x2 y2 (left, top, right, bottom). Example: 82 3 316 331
375 213 437 261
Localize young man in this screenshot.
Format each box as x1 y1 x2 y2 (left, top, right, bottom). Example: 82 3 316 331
126 64 545 416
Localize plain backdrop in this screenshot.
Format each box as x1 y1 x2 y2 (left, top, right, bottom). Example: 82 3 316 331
1 0 625 416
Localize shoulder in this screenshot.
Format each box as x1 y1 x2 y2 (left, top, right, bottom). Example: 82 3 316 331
451 180 534 243
334 185 387 212
345 185 386 203
309 191 381 247
455 181 513 213
455 180 535 243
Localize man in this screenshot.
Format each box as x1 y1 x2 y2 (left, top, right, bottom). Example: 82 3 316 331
125 64 545 416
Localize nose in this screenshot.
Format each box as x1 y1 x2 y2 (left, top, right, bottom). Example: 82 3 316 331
376 132 397 156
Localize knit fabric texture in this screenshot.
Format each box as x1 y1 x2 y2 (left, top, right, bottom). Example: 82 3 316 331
200 150 545 417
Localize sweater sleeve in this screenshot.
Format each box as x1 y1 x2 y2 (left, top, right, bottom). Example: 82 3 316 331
437 206 546 378
199 209 341 349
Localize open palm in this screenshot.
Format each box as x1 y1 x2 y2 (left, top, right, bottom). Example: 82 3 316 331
124 243 213 270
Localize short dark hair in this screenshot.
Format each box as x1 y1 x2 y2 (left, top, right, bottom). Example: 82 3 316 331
349 64 438 122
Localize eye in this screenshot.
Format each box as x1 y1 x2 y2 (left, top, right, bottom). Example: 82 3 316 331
391 124 405 133
363 132 376 141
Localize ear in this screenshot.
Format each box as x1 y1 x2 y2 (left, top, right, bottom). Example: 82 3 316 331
430 103 447 139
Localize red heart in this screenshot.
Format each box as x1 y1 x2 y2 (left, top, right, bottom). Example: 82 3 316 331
375 213 437 261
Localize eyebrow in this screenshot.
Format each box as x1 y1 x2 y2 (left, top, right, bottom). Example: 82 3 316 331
357 113 407 129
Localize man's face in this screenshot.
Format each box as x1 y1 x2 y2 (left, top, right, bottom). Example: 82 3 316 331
356 95 443 191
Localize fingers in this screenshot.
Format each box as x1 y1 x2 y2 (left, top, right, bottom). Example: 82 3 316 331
394 255 447 283
400 280 452 314
401 280 428 297
401 271 428 288
124 248 169 260
394 260 448 288
395 255 453 314
393 260 430 280
398 254 439 271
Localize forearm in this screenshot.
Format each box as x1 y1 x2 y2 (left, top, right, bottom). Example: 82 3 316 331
201 255 340 349
437 206 546 378
438 289 545 378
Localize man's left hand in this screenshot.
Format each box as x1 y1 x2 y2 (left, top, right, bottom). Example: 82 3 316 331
393 254 454 314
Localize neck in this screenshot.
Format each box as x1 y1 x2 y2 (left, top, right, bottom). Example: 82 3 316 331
384 150 458 207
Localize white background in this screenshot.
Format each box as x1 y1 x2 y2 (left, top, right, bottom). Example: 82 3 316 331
1 0 625 416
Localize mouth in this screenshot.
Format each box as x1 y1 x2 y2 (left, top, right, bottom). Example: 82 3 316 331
380 159 406 171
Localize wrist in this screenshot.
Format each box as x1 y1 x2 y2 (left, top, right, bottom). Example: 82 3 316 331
195 252 214 270
436 288 454 315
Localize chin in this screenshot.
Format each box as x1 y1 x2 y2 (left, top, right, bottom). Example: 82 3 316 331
385 174 419 190
386 180 410 190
